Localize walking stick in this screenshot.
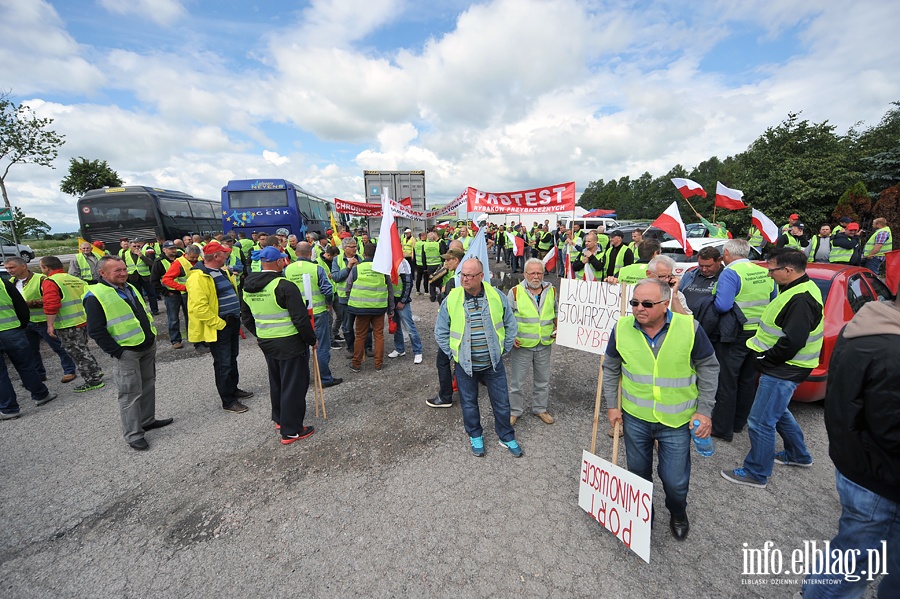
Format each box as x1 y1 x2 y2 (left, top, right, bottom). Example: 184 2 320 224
303 273 327 419
611 284 628 466
589 355 604 455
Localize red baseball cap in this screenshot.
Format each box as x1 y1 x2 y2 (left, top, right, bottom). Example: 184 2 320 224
846 222 860 231
789 213 799 220
203 241 232 254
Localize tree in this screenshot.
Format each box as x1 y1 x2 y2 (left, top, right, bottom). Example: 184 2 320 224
872 185 900 247
0 92 65 210
59 157 124 196
11 206 50 238
832 182 872 225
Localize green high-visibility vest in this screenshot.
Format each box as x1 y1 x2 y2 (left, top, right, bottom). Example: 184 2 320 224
49 273 87 329
75 253 94 280
402 236 416 257
333 252 349 298
747 280 824 368
348 261 388 310
829 239 855 263
728 261 774 330
239 238 254 254
616 263 648 285
864 226 892 257
0 283 20 332
603 245 631 277
142 242 161 256
597 234 609 253
748 226 764 247
413 241 425 265
556 233 567 250
459 237 471 250
284 260 327 315
87 282 156 345
423 241 442 266
784 235 801 250
285 245 297 261
617 313 698 428
242 278 299 339
123 251 150 277
21 274 47 323
537 233 553 252
445 284 505 363
513 283 555 347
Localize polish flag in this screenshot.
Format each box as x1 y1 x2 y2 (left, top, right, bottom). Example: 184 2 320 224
671 178 707 199
372 191 403 285
715 182 748 210
542 249 557 273
650 201 693 258
506 232 525 257
751 208 780 245
564 246 573 278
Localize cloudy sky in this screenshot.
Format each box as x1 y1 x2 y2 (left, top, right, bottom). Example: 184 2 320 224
2 0 899 232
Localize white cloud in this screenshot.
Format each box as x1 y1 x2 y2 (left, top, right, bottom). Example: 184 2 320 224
0 0 105 94
263 150 290 166
98 0 186 26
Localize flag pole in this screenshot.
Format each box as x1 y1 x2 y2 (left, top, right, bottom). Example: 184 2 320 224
611 284 628 466
681 195 700 215
589 355 604 455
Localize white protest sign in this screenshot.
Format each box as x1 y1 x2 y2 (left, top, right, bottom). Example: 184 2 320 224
556 279 634 355
579 449 653 563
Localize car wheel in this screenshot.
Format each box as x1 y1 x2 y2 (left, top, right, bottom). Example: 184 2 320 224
20 251 33 262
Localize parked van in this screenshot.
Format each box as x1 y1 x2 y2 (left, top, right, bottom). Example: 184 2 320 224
559 216 619 232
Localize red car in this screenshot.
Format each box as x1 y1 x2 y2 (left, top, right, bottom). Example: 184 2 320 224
792 264 894 401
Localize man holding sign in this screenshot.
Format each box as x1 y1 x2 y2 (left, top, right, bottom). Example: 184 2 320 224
603 278 719 540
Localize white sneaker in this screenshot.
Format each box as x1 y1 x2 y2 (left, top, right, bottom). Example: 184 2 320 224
414 354 423 364
388 350 406 358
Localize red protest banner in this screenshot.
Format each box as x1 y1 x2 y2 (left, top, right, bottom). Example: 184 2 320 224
467 181 576 214
334 198 383 216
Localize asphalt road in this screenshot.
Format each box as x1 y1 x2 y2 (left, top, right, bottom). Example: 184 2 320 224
0 268 876 598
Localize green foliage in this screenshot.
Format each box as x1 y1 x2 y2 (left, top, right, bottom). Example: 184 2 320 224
11 206 50 238
0 92 65 210
59 157 124 196
833 182 871 225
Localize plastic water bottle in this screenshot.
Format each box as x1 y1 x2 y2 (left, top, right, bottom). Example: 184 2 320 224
691 420 714 457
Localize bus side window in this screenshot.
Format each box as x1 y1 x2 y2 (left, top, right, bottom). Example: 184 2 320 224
295 192 313 218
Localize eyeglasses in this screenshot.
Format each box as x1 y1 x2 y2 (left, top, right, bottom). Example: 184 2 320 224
629 299 667 308
460 272 483 279
767 266 786 273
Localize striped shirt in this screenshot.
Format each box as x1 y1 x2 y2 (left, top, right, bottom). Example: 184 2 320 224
465 291 491 371
209 268 241 317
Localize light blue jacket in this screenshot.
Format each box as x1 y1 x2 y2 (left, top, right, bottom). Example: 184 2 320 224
434 284 517 376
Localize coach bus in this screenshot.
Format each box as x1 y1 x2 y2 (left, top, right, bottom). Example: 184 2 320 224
221 179 338 239
78 186 221 245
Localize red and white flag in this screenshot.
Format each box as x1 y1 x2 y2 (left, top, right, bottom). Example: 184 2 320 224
564 245 573 279
506 232 525 257
400 196 412 207
650 201 693 258
715 182 747 210
372 191 403 285
542 248 557 273
671 178 707 199
751 208 780 245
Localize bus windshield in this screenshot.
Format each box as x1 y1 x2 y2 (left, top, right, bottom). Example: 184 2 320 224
221 179 339 239
228 189 289 209
79 195 153 230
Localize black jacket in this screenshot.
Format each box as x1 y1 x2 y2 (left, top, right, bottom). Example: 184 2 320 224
240 271 317 358
824 302 900 503
831 232 863 265
691 294 747 344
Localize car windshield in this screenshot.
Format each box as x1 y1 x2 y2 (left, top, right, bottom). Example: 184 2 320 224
809 274 834 303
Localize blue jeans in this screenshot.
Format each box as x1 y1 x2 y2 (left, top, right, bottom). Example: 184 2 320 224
743 374 811 483
864 256 885 277
622 411 691 516
163 293 187 345
556 248 565 276
209 318 241 408
313 311 334 384
803 469 899 598
25 321 76 377
392 303 422 355
0 328 52 414
454 361 515 443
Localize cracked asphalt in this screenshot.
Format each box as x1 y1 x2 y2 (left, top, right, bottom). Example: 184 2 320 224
0 267 865 598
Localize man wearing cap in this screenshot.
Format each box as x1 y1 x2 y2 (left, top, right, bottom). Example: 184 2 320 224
402 228 416 261
830 222 863 265
152 241 188 349
186 240 254 413
123 239 159 315
775 222 807 251
781 213 800 236
284 242 342 388
831 216 852 237
806 224 832 263
69 242 101 284
426 248 465 409
602 231 634 281
241 246 318 444
84 256 171 451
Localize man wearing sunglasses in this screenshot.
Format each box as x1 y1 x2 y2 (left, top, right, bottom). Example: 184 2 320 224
603 278 719 541
722 249 822 489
